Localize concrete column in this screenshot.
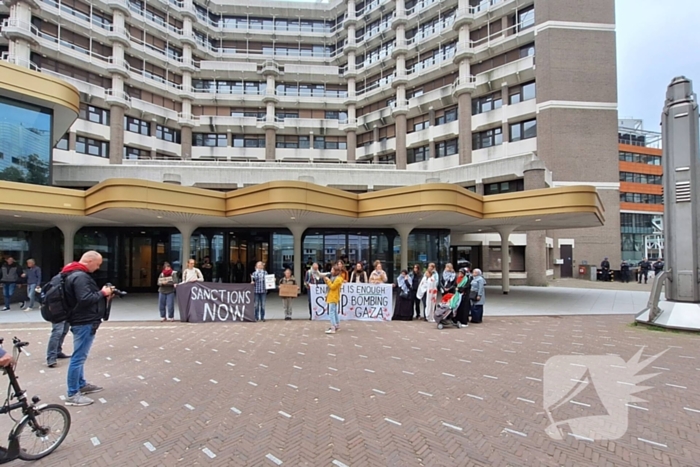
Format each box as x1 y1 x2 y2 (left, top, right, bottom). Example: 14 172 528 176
372 125 379 163
346 130 356 163
496 226 516 294
265 128 276 161
287 225 307 285
475 182 484 195
181 126 192 159
176 225 197 267
429 139 436 159
309 132 314 150
68 131 77 151
458 92 472 165
524 161 549 286
56 223 80 266
109 105 125 164
395 225 415 271
395 113 407 169
150 121 158 137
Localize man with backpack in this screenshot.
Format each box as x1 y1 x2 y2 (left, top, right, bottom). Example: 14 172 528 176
47 251 114 406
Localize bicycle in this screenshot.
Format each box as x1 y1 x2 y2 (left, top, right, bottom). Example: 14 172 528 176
0 337 71 464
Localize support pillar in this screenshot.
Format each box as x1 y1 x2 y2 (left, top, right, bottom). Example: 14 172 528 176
496 226 516 294
524 160 549 286
265 128 276 161
395 113 407 169
457 92 472 165
109 105 125 164
175 225 197 270
287 225 307 284
181 126 192 160
56 223 80 266
346 130 356 163
394 225 415 271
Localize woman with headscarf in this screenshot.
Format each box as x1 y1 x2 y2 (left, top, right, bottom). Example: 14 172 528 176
439 263 457 297
451 267 472 328
417 268 438 322
392 269 413 321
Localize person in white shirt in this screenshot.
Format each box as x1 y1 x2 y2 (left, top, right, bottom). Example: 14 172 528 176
180 259 204 284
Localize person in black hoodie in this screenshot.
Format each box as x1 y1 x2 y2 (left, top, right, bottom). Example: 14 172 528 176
62 251 114 407
1 257 23 311
410 264 422 319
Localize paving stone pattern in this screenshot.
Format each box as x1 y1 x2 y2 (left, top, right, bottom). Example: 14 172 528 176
0 316 699 466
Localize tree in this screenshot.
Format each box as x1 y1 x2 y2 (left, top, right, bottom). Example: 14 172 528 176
0 166 26 183
24 153 50 185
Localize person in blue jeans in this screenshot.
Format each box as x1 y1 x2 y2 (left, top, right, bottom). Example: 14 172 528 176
1 257 23 311
46 321 71 368
251 261 268 322
61 251 114 406
23 259 41 311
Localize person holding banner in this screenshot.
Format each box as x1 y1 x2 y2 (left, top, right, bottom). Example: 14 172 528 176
321 266 344 334
417 269 438 322
349 262 368 283
369 260 387 284
157 262 178 322
392 269 414 321
335 260 349 282
181 259 204 284
251 261 268 322
304 262 324 320
279 268 298 320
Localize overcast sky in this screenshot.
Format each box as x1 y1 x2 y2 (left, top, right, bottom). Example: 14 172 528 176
616 0 700 131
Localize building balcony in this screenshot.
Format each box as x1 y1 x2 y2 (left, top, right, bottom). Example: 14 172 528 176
453 42 475 64
105 26 131 46
1 19 39 45
391 100 410 117
193 115 258 129
406 120 459 147
259 59 281 76
391 40 409 59
343 15 360 29
191 146 265 161
276 148 347 163
452 75 476 98
340 119 358 132
452 7 475 31
53 149 110 166
105 89 132 108
391 10 408 29
180 31 198 47
474 55 535 91
124 131 181 155
177 112 196 127
391 72 408 87
472 99 537 132
104 0 131 16
0 53 39 71
106 56 131 78
176 56 199 72
72 118 111 141
472 137 538 164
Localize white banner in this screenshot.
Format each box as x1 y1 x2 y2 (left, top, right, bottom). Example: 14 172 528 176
310 283 393 321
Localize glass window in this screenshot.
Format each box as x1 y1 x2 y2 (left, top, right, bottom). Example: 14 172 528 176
55 133 69 150
519 43 535 58
517 6 535 31
156 125 181 143
123 146 150 160
472 93 502 115
193 133 227 147
509 81 536 105
0 96 52 185
75 136 109 158
435 138 458 158
436 107 458 125
472 127 503 149
79 104 110 125
407 145 429 164
125 116 150 136
485 179 524 194
510 119 537 142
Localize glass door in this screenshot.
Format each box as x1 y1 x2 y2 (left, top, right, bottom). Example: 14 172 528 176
228 234 248 283
125 236 153 290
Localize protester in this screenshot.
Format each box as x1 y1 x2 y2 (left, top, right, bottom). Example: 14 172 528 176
201 256 214 282
335 260 349 282
23 258 41 311
452 267 472 327
349 262 368 283
251 261 268 322
1 257 23 311
392 269 414 321
369 260 387 284
470 268 486 324
410 264 423 319
304 262 323 320
63 251 114 406
439 263 457 296
417 269 438 322
279 268 298 320
157 262 178 322
182 259 204 283
322 265 344 334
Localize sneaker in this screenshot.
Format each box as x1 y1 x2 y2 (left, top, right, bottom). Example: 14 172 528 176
65 393 93 406
57 353 71 359
2 307 9 311
167 318 175 322
325 328 336 334
284 317 291 321
79 383 103 395
47 361 57 368
23 307 32 312
161 318 167 322
459 323 468 328
19 301 25 308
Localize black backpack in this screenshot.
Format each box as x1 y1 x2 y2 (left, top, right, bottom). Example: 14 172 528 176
40 273 77 324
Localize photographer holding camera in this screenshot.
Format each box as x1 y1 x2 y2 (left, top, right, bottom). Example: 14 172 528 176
61 251 114 407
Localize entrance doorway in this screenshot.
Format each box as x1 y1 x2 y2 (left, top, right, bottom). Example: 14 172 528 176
451 246 481 271
560 244 573 278
123 232 172 291
227 232 270 282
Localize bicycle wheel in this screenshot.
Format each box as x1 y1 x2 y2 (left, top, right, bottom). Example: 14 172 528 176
16 404 71 460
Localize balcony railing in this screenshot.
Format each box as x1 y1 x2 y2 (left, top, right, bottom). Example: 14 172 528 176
0 52 40 71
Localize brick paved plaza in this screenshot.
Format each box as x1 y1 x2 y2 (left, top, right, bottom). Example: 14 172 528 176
1 315 699 466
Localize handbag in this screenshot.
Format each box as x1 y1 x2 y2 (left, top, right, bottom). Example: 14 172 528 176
469 289 478 301
399 289 410 299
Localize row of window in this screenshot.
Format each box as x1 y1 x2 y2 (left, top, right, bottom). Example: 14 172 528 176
619 172 662 185
407 138 459 163
192 134 348 150
472 82 536 115
472 119 537 150
620 213 660 234
77 105 181 143
620 193 664 204
619 151 662 166
409 107 458 132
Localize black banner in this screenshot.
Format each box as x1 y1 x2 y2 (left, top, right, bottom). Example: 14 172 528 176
176 282 255 323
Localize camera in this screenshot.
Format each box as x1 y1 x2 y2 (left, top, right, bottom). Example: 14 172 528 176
105 283 128 298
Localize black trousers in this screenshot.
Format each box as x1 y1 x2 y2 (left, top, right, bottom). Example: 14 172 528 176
412 296 422 317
